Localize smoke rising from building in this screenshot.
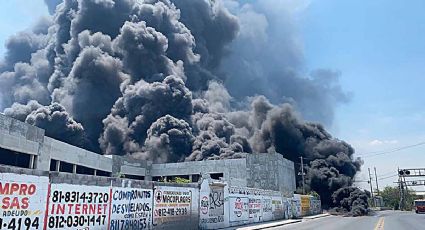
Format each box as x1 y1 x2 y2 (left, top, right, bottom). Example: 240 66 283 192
0 0 361 208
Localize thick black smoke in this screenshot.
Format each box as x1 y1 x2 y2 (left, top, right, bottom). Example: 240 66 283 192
0 0 360 208
332 187 370 216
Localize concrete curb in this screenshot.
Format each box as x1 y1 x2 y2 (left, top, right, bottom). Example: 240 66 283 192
303 213 331 220
233 219 302 230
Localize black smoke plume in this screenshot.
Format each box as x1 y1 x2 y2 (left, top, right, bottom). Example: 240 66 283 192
0 0 360 208
332 187 370 216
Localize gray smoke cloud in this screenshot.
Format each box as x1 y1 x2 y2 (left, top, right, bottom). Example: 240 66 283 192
4 100 88 148
221 0 350 125
0 0 360 208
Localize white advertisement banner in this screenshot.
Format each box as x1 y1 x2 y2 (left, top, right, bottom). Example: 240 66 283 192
110 188 152 230
229 197 248 223
0 173 49 230
153 186 196 226
248 197 262 223
47 184 110 230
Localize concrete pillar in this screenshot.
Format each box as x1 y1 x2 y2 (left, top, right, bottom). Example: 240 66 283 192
189 174 193 182
55 160 61 172
72 164 77 174
94 169 97 176
29 155 35 169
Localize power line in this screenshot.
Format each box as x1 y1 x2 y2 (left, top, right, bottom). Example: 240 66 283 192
378 174 398 180
358 141 425 158
378 171 396 177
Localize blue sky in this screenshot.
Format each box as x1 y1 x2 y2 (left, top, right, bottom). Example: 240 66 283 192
301 0 425 191
0 0 48 55
1 0 424 192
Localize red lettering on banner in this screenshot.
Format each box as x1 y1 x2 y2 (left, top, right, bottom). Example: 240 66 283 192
0 183 36 195
21 197 29 209
1 197 10 209
53 203 109 215
57 204 65 214
0 183 9 194
19 184 28 195
28 184 36 195
50 203 55 214
89 204 95 214
1 197 32 209
10 183 19 194
68 204 73 214
82 204 88 214
10 197 20 209
75 204 81 214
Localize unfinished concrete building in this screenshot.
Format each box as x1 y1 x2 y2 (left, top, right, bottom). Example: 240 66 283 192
0 113 296 196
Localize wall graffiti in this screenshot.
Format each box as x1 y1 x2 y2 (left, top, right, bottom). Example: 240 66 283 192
291 195 301 218
46 184 110 230
110 188 152 230
209 187 224 217
0 174 48 230
310 198 321 215
200 186 225 224
262 198 273 221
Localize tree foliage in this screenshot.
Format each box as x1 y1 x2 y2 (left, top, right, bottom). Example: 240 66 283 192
380 186 418 210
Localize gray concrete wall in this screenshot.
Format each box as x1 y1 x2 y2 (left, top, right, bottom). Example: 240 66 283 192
0 113 43 156
151 158 248 187
49 171 153 188
0 114 296 196
152 154 296 195
0 114 149 176
45 137 113 172
0 163 48 176
246 153 296 196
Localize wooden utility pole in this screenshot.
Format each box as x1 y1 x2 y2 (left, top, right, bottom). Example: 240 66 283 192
368 168 375 207
374 167 380 196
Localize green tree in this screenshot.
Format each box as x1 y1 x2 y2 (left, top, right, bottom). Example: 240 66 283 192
381 186 418 210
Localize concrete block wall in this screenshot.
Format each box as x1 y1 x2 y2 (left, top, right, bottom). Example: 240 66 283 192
151 158 248 187
0 165 319 230
246 153 296 197
0 114 297 197
0 114 150 177
0 113 43 156
44 137 113 172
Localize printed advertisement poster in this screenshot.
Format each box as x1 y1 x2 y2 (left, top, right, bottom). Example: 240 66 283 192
110 188 152 230
0 173 49 230
300 195 310 216
47 184 110 230
248 197 262 223
271 197 284 220
153 186 195 226
229 197 248 223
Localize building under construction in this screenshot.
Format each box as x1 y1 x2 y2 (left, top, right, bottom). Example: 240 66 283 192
0 113 296 196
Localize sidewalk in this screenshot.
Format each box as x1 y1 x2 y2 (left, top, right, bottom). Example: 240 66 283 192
302 213 331 220
222 219 302 230
222 213 331 230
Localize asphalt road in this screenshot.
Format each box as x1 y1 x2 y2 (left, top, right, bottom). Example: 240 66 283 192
270 210 425 230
